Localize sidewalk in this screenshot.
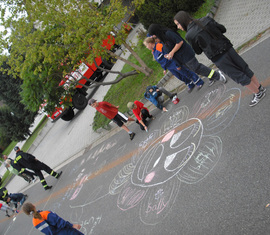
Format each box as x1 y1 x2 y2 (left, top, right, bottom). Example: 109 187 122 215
5 0 270 194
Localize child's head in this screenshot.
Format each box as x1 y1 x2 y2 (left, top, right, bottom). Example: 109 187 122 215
23 202 44 220
174 11 193 31
146 86 154 93
22 202 44 220
22 202 36 216
143 37 156 50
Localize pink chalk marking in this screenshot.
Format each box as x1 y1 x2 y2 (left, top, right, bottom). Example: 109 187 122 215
161 130 175 143
144 171 155 183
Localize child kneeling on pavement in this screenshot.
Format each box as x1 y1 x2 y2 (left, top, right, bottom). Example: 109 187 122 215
127 101 155 132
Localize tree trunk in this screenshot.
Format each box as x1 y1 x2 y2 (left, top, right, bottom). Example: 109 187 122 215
107 50 152 76
122 41 153 74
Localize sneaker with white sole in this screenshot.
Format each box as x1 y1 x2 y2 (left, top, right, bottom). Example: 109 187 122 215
32 177 37 183
218 71 227 83
129 132 135 140
208 79 215 86
249 91 265 107
187 86 195 93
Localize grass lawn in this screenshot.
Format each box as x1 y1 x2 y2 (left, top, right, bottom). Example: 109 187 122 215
22 115 48 152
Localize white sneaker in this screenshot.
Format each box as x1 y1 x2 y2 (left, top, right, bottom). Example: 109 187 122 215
249 91 265 107
218 71 227 83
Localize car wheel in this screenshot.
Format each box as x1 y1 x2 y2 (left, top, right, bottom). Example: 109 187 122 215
61 107 75 121
72 92 88 110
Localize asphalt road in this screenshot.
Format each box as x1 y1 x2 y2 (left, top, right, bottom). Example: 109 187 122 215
1 37 270 235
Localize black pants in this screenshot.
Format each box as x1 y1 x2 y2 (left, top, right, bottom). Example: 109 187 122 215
136 109 152 130
185 57 220 80
30 161 57 188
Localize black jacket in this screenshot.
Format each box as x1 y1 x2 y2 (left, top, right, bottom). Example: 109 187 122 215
185 16 233 61
14 151 37 169
0 186 8 201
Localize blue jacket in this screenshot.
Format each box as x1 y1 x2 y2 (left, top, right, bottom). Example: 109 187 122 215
144 85 161 108
33 210 83 235
152 43 172 70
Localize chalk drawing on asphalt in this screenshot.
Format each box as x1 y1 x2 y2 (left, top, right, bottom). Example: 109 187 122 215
54 84 241 228
109 84 241 225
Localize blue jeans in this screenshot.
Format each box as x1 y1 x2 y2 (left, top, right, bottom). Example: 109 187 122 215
168 64 204 88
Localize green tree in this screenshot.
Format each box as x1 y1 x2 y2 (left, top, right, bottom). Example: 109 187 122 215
0 62 36 141
0 0 150 113
0 106 32 141
136 0 205 29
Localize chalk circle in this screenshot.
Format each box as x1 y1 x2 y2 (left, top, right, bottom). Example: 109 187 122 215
161 106 189 135
177 135 222 184
203 88 241 135
139 178 181 225
131 118 203 187
117 181 148 211
109 163 135 195
190 83 226 119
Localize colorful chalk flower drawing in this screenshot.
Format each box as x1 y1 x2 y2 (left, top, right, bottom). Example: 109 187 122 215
109 84 241 225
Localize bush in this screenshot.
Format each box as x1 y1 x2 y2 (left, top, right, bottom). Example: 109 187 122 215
136 0 205 30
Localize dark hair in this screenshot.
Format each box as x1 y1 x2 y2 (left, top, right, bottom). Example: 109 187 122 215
175 11 221 40
174 11 193 31
148 24 171 44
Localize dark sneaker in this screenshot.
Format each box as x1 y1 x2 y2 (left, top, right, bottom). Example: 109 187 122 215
56 171 62 179
6 210 10 217
259 85 266 93
218 71 227 83
45 185 53 190
249 92 265 106
149 115 155 120
129 132 135 140
208 78 215 86
187 86 195 93
197 84 204 91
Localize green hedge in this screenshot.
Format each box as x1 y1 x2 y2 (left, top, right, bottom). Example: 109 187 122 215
136 0 206 30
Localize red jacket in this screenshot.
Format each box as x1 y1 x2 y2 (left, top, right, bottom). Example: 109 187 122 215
95 101 118 120
132 100 148 121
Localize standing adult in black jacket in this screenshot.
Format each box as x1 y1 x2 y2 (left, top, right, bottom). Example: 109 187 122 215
173 11 266 107
13 146 62 190
148 23 227 86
